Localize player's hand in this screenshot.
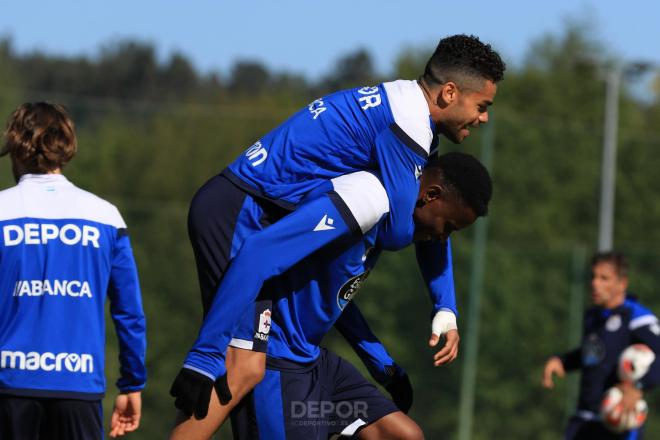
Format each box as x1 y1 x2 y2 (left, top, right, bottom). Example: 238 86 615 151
616 381 643 413
542 356 565 388
169 368 215 419
429 310 459 366
109 391 141 438
384 368 413 413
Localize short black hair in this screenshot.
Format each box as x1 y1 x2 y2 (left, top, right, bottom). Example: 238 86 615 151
591 251 629 277
427 152 492 217
424 34 505 89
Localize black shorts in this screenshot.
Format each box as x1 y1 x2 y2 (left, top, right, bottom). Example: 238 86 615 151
188 171 291 315
188 172 289 352
0 395 102 440
230 348 399 439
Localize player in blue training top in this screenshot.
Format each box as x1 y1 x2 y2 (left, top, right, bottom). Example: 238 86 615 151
171 152 491 439
172 34 505 432
542 251 660 440
0 103 146 439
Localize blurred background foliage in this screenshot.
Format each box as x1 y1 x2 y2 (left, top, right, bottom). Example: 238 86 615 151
1 21 659 439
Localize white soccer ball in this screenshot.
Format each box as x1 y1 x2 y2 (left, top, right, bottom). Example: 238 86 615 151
600 386 648 432
618 344 656 382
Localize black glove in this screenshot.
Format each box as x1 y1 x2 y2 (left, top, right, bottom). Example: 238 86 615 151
214 373 233 405
170 368 215 419
384 369 413 414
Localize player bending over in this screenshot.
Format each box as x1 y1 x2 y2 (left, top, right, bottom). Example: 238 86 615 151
171 152 491 439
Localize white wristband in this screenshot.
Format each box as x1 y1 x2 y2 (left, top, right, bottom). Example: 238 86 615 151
431 310 458 336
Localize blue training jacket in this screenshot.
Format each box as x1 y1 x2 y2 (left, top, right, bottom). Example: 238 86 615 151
185 171 454 380
226 79 456 316
0 174 146 400
560 297 660 417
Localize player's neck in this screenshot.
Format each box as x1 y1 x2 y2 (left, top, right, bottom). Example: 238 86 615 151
604 294 625 310
417 78 444 124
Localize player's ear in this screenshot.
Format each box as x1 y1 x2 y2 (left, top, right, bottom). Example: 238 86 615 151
439 82 459 105
421 183 443 204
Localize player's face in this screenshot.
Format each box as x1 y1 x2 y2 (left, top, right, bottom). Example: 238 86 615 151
412 191 477 243
437 80 497 144
590 262 628 308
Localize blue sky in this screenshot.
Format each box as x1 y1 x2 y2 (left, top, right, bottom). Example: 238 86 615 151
0 1 658 79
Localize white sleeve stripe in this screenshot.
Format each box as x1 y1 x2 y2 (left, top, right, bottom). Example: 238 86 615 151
340 418 367 436
629 315 659 330
182 364 216 381
228 338 254 351
331 172 389 234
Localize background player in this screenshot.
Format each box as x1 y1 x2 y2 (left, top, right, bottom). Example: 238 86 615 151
542 251 660 439
0 102 147 439
172 34 505 429
173 152 491 439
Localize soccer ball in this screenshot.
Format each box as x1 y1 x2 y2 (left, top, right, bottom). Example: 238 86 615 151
600 386 648 432
618 344 656 382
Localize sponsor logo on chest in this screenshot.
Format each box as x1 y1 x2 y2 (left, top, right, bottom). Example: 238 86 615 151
337 270 371 311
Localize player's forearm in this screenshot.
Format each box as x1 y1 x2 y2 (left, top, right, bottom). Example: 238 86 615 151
113 315 147 391
557 348 582 371
335 303 395 384
183 241 272 378
634 326 660 389
109 236 147 391
415 239 458 315
110 303 146 391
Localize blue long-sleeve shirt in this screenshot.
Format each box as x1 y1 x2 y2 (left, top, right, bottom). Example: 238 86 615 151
224 80 456 313
0 174 146 399
560 297 660 415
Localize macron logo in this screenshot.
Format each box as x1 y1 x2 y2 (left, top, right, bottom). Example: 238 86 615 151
314 214 335 231
414 165 423 180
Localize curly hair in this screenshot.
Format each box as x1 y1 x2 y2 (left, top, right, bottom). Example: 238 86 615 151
425 151 492 217
423 34 506 90
1 102 77 173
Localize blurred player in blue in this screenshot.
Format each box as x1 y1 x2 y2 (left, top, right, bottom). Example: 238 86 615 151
172 152 491 439
170 34 505 432
542 251 660 439
0 103 147 439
